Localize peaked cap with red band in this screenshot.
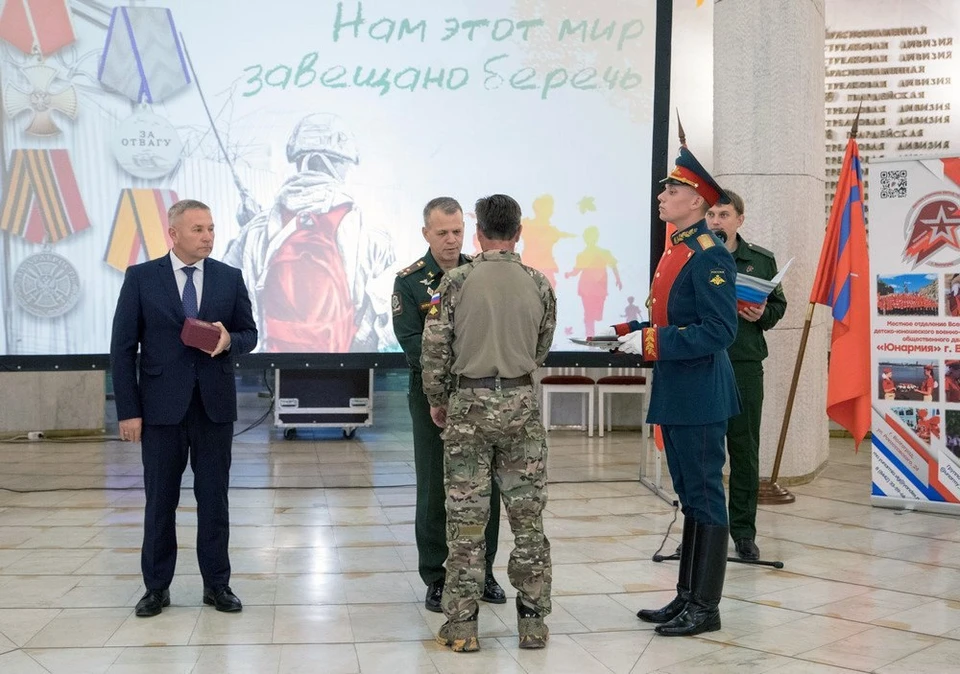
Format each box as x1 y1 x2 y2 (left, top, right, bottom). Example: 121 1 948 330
661 114 729 207
661 146 729 207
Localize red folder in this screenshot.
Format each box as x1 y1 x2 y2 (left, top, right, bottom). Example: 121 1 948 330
180 318 221 352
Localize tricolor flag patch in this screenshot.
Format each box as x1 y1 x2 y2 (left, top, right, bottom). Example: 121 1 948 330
428 292 441 317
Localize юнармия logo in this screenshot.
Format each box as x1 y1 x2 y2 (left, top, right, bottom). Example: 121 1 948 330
903 191 960 269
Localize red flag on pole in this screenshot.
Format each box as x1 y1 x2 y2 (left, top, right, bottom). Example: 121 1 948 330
809 136 871 448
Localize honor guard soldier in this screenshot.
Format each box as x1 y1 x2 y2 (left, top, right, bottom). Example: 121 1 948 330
614 131 741 637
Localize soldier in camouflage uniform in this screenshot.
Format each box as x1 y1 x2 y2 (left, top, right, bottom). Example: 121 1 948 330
391 197 505 614
421 194 557 653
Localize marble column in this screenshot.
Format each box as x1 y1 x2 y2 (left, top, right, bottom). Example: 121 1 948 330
713 0 830 481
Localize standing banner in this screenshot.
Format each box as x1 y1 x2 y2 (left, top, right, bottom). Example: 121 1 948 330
869 156 960 512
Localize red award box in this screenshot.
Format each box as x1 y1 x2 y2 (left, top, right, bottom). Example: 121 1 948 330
180 318 221 352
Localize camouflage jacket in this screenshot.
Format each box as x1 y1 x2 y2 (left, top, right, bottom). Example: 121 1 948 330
421 250 556 407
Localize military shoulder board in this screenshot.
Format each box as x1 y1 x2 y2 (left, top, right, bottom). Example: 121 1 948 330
747 242 776 259
397 259 426 278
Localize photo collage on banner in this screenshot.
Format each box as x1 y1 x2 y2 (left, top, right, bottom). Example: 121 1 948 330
821 0 960 510
870 156 960 506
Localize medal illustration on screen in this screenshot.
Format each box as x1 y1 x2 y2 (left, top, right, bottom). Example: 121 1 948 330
111 108 183 180
0 149 90 244
13 250 82 318
97 5 191 179
3 63 79 137
0 0 77 59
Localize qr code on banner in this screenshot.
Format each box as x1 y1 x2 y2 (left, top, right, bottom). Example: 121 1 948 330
880 169 907 198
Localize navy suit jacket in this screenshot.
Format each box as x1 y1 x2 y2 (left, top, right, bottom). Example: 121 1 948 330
110 254 258 426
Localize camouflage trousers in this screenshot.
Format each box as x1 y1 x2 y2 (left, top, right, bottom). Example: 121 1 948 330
440 385 552 622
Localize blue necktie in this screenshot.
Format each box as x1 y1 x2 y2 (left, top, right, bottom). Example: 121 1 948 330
182 266 198 319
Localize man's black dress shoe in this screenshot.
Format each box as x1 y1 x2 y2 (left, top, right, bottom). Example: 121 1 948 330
735 538 760 561
203 586 243 612
135 589 170 617
481 574 506 604
425 579 444 613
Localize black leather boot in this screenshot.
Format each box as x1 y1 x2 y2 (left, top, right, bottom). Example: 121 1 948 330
655 522 728 637
637 517 697 623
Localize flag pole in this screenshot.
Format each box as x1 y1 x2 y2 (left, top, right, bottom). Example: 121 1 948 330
758 103 863 505
758 302 811 504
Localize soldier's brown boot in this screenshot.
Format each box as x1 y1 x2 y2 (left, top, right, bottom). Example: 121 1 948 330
517 596 549 649
436 610 479 652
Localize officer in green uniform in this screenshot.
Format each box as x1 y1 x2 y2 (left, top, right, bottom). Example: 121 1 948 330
706 189 787 561
392 197 505 613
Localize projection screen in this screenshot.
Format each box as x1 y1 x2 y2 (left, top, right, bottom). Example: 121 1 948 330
0 0 670 368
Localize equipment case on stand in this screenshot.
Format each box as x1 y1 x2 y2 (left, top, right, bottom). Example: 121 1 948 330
274 369 373 438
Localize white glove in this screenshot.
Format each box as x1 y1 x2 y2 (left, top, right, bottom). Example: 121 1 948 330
617 330 645 355
594 325 617 338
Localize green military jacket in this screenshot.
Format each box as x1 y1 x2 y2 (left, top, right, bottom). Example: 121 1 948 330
728 234 787 362
391 249 470 371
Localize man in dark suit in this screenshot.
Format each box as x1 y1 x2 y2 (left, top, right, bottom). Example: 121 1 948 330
111 199 258 617
613 142 741 637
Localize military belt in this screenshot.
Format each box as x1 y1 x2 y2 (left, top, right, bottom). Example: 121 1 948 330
458 374 532 391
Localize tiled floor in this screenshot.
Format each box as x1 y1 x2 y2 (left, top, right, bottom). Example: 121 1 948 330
1 381 958 673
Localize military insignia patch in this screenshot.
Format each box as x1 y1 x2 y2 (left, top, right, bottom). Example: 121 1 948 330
697 233 716 250
709 269 726 286
392 292 402 316
427 292 441 317
642 327 659 360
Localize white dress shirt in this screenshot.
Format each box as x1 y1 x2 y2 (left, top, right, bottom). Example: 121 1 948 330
169 250 204 310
